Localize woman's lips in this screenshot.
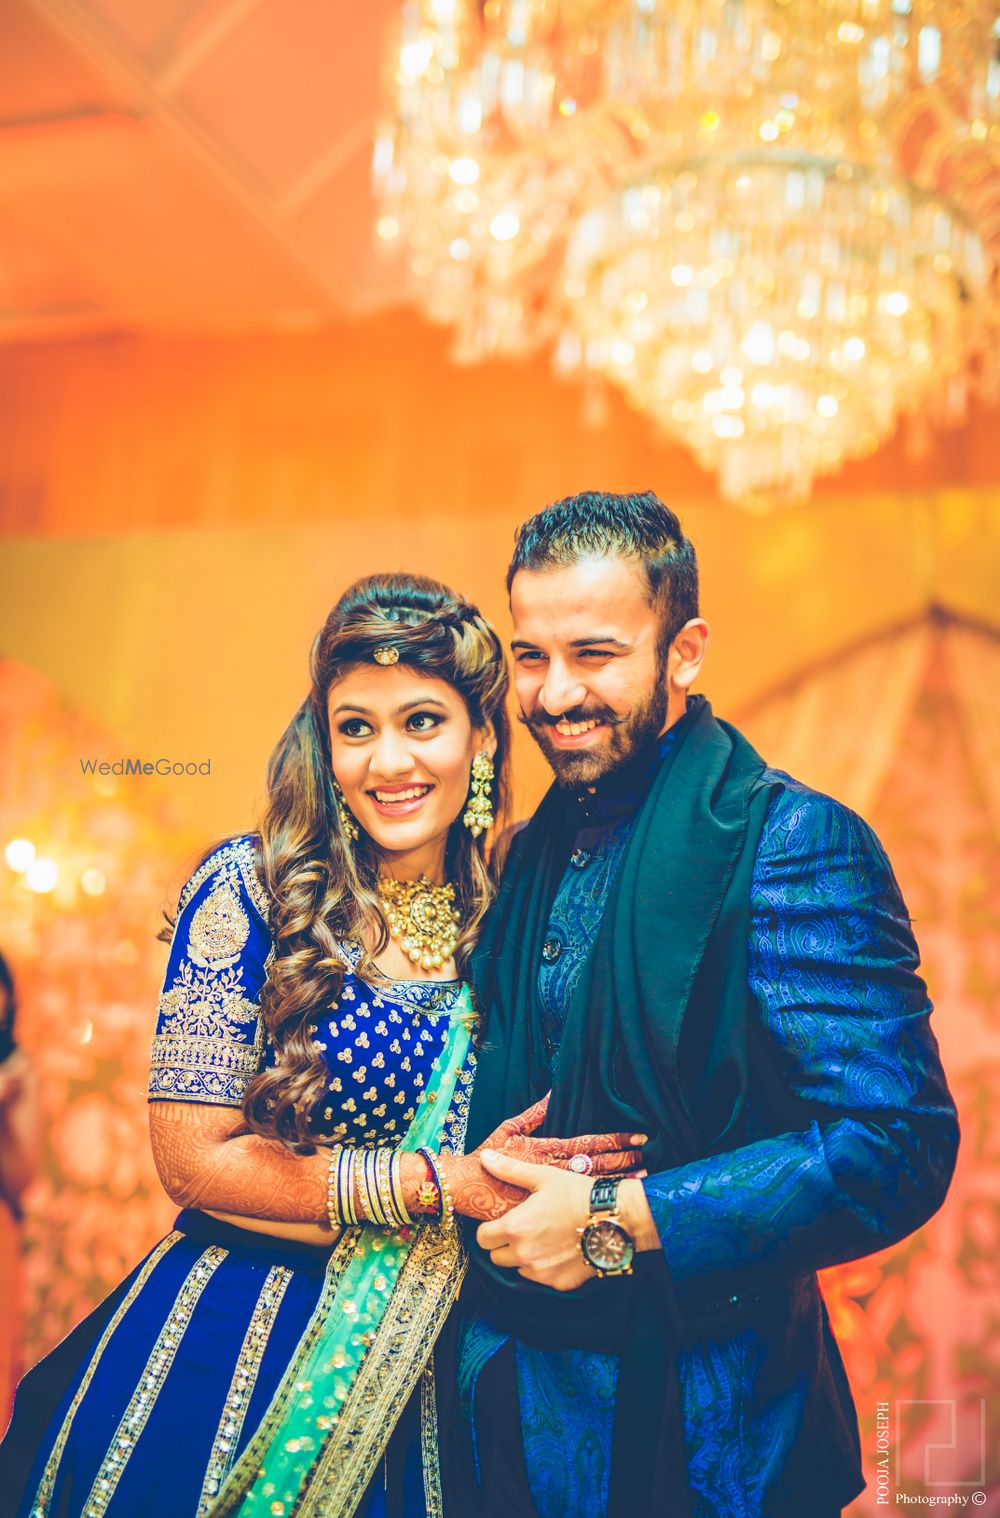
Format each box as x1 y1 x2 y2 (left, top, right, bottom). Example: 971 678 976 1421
366 783 433 817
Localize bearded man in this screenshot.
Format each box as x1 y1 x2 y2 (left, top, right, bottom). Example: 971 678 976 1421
445 490 959 1518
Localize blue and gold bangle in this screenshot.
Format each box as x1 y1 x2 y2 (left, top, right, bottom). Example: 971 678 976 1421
371 1147 389 1226
417 1146 448 1224
336 1148 347 1224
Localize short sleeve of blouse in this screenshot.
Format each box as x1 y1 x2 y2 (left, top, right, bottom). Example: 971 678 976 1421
147 835 273 1107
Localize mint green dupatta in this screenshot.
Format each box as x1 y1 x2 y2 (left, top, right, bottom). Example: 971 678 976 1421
208 985 474 1518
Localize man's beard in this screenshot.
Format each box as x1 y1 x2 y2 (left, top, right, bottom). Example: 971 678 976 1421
520 679 670 788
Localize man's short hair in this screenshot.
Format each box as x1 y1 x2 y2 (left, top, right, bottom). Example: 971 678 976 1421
507 489 699 655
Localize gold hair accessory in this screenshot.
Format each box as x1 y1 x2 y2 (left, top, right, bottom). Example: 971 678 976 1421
373 645 399 666
332 777 360 842
377 874 460 971
463 750 495 838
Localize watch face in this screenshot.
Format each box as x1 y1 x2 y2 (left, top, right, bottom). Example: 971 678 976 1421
581 1218 634 1273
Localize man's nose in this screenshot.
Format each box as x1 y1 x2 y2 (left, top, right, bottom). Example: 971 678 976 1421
537 663 586 716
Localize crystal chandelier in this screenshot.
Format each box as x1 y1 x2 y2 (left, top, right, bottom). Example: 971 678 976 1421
374 1 1000 506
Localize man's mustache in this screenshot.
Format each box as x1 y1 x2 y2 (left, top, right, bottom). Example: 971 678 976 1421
517 706 625 730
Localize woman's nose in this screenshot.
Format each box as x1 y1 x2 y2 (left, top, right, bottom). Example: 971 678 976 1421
369 731 416 779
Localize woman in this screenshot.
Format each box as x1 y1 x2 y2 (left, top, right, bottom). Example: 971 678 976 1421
2 574 642 1518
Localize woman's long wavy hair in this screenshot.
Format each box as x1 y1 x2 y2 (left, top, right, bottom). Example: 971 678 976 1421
240 573 510 1151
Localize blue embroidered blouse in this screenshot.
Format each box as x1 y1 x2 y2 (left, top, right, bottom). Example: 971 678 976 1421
458 734 959 1518
11 837 473 1518
147 834 474 1156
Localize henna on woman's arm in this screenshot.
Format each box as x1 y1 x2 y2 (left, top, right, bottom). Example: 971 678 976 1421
151 1106 458 1230
389 1152 520 1221
149 1102 330 1224
425 1103 649 1223
148 1100 647 1233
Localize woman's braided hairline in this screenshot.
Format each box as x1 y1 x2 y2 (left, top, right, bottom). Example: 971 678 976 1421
372 601 480 632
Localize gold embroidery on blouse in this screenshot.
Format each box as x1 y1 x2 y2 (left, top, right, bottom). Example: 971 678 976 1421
157 962 259 1041
148 1020 266 1106
150 844 274 1106
177 837 271 926
188 884 250 968
29 1233 183 1517
197 1265 293 1516
81 1246 229 1518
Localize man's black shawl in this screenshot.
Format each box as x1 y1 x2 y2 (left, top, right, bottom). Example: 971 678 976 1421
463 696 781 1518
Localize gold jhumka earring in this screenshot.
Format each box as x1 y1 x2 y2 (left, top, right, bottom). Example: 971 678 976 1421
463 751 495 838
332 778 360 842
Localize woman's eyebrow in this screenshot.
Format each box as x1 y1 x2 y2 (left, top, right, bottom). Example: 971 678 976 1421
394 698 448 714
330 697 449 716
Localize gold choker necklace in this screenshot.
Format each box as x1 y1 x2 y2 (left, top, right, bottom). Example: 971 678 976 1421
376 875 460 971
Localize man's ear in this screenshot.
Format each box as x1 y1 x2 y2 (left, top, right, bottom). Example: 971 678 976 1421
670 619 710 691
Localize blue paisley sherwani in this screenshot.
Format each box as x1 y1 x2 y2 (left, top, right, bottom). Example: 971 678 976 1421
458 754 960 1518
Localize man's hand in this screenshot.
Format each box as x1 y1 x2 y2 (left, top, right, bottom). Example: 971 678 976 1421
475 1151 598 1291
475 1150 662 1290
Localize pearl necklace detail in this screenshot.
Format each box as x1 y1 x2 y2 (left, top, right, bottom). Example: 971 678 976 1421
376 874 461 971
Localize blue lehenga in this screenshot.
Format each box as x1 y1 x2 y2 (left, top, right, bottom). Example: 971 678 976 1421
3 835 475 1518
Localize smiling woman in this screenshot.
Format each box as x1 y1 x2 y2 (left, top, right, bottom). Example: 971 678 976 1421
241 574 512 1145
328 664 496 909
1 571 647 1518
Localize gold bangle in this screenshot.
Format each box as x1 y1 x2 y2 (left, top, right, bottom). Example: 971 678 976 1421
341 1148 358 1226
361 1149 387 1226
375 1147 400 1229
326 1148 341 1229
388 1150 413 1226
437 1158 455 1229
373 1146 391 1226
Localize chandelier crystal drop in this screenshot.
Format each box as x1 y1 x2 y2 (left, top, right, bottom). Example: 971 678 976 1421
374 0 1000 506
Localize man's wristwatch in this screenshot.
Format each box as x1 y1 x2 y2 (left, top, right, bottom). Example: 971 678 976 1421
577 1176 635 1278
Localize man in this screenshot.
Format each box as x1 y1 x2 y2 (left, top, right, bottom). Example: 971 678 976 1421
447 491 959 1518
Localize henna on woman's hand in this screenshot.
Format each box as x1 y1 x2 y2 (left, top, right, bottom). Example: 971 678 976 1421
437 1152 529 1221
496 1132 645 1175
481 1097 646 1174
438 1093 648 1222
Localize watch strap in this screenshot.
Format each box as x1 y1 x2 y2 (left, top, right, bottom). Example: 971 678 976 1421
589 1175 620 1213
